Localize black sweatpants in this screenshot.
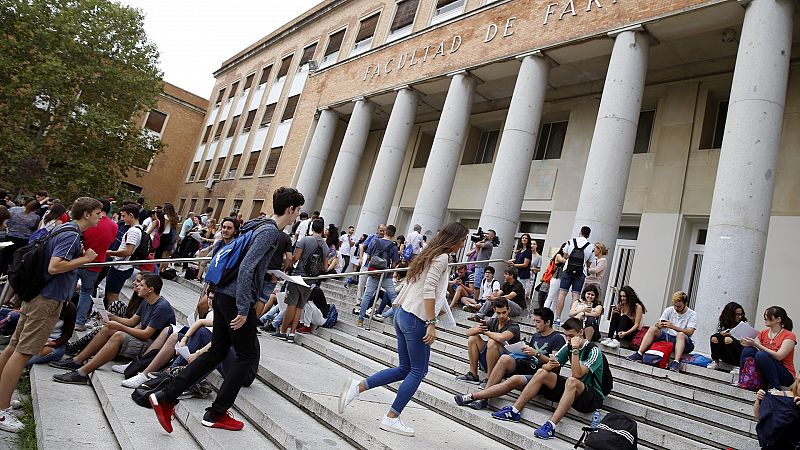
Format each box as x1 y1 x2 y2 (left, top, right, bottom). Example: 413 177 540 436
608 312 635 341
162 291 259 415
710 333 743 365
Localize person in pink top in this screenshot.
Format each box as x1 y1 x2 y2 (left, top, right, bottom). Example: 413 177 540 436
741 306 796 390
75 198 118 330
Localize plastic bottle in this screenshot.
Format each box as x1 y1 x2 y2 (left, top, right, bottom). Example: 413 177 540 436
591 410 602 428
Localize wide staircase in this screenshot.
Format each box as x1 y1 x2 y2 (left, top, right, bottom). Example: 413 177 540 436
31 276 759 450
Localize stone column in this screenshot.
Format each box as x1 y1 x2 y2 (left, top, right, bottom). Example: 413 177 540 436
319 99 375 228
408 71 475 235
356 87 418 237
478 53 551 266
571 27 649 286
295 108 339 210
694 0 794 352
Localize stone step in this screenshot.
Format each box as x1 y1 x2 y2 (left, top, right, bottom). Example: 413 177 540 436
174 396 277 450
89 365 201 449
311 324 757 450
30 364 120 449
204 371 357 450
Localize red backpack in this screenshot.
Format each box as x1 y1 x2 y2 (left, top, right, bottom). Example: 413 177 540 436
738 357 763 391
642 340 674 369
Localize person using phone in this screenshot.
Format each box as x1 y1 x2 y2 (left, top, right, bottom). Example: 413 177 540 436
456 297 521 385
626 291 697 373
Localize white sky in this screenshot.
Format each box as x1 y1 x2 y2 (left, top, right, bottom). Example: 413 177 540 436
118 0 323 99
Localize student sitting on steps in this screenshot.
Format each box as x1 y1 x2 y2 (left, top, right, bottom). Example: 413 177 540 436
455 297 521 385
626 291 697 373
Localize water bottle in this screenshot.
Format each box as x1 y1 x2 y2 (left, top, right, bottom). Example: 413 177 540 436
591 410 602 428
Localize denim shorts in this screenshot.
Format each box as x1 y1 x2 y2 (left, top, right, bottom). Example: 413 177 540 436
559 272 585 293
478 342 508 372
657 330 695 354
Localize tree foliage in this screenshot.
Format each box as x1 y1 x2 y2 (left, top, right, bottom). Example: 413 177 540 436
0 0 164 202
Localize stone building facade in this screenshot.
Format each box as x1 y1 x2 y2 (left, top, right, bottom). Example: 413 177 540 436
174 0 800 358
123 82 207 207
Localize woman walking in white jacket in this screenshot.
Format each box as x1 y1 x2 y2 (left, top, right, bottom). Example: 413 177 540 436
338 222 468 436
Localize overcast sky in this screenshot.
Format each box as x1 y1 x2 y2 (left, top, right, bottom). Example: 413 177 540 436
118 0 322 99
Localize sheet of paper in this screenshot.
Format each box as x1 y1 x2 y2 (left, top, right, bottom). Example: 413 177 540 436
97 309 108 322
505 341 526 354
0 242 13 249
175 343 191 360
267 270 310 288
730 321 759 340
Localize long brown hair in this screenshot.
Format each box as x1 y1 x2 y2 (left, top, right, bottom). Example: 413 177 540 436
163 203 179 230
406 222 468 283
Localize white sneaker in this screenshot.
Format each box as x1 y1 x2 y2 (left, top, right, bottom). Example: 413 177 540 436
600 338 612 346
0 408 23 433
371 314 384 322
121 372 150 388
10 400 21 409
111 362 130 374
707 361 719 371
338 379 360 414
730 367 740 375
380 415 414 436
606 339 621 349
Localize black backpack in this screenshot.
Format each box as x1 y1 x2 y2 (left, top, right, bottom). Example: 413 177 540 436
565 238 590 277
131 371 174 408
576 412 638 450
130 225 152 262
303 238 325 277
7 226 80 302
368 240 396 271
582 342 613 396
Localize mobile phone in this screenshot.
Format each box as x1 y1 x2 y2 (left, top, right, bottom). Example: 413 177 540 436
479 319 487 326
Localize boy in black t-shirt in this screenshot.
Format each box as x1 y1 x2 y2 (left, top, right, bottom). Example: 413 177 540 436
456 298 520 384
456 307 566 410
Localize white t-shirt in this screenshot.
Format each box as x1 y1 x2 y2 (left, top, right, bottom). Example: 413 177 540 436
407 230 423 255
480 277 501 300
113 225 143 271
163 216 173 234
295 219 311 241
339 233 353 256
142 217 159 237
562 237 596 275
659 306 698 337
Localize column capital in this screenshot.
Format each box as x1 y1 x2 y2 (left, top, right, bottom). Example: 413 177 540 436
393 85 412 92
516 50 559 68
607 24 646 38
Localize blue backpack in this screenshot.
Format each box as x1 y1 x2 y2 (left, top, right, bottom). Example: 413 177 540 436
205 218 276 288
322 304 338 328
403 243 414 261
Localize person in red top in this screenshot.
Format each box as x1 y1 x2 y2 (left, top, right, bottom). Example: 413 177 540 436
75 198 118 330
741 306 796 390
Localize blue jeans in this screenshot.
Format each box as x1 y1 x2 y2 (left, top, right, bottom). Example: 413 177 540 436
359 275 397 321
741 346 794 389
473 266 486 289
27 345 66 367
364 308 430 415
76 269 100 326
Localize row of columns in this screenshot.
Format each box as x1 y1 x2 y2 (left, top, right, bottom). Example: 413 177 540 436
295 0 794 352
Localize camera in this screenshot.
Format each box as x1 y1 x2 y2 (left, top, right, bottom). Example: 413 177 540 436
470 227 500 246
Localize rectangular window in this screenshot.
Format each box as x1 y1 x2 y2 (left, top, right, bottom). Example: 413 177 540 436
260 104 276 128
145 110 167 134
188 199 198 214
325 29 345 56
533 121 568 160
213 120 226 140
242 109 257 133
263 147 282 176
231 199 243 215
213 199 225 221
433 0 464 22
243 73 254 91
243 150 261 176
299 43 317 66
462 129 500 165
199 160 211 180
281 95 299 122
226 115 240 138
201 125 213 144
215 88 226 106
413 131 434 168
355 13 379 45
178 199 186 216
249 200 264 220
201 198 210 213
391 0 419 32
258 66 272 86
213 157 226 178
277 55 293 80
712 100 728 149
227 154 242 178
227 81 239 100
633 110 656 154
188 162 199 181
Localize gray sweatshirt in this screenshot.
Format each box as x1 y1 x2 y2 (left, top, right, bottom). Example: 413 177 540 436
215 218 282 315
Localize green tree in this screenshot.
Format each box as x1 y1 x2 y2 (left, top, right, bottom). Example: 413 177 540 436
0 0 164 202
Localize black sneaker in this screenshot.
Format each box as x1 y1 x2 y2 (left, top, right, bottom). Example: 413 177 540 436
469 399 488 410
286 334 295 343
271 332 288 340
455 372 480 384
50 358 82 370
454 394 473 406
53 370 90 385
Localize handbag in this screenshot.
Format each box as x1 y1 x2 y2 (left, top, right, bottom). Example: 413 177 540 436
631 326 649 349
738 356 763 391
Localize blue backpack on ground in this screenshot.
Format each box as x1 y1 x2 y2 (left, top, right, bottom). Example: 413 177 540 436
205 218 276 288
323 304 338 328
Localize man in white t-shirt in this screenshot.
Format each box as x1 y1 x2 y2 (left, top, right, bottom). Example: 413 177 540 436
407 224 423 258
627 291 698 372
105 204 143 304
294 212 312 244
553 226 595 326
339 226 355 271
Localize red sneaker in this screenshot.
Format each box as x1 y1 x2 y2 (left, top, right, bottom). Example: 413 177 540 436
149 392 177 433
201 410 244 431
296 325 312 334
